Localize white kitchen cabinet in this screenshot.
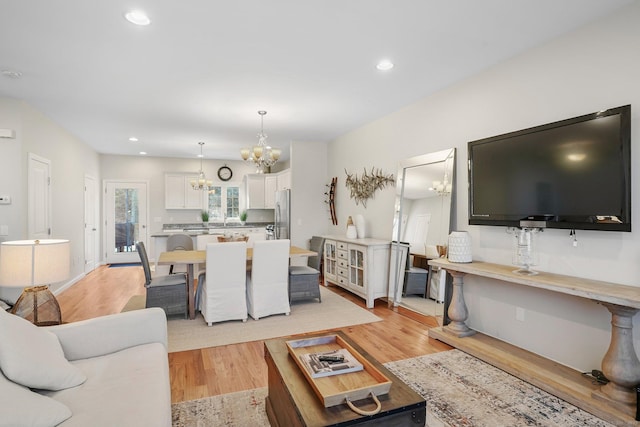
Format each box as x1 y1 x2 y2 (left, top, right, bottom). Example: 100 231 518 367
276 169 291 191
243 174 265 209
165 173 202 209
264 175 277 208
322 235 390 308
244 173 279 209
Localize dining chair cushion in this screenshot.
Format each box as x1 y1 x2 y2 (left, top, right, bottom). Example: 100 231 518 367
289 265 318 276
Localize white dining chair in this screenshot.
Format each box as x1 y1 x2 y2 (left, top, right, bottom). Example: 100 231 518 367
246 239 291 320
197 241 248 325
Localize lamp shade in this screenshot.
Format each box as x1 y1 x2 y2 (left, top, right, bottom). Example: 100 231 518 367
0 239 70 287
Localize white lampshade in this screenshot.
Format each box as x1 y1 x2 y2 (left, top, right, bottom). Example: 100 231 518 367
0 239 70 287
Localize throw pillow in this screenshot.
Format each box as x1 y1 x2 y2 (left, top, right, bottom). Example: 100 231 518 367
0 370 72 427
0 308 86 390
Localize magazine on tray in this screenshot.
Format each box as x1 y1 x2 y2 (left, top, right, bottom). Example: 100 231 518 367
299 348 364 378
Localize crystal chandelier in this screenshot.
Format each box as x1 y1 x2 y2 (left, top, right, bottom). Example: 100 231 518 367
240 110 281 173
190 142 214 191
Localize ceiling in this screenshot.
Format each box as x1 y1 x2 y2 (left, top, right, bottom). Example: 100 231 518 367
0 0 633 161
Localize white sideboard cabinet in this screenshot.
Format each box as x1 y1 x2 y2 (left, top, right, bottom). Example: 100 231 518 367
322 235 390 308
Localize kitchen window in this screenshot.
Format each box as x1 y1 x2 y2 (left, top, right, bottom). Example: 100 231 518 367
207 184 240 221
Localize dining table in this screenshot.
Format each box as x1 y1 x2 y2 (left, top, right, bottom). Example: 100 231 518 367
157 245 317 319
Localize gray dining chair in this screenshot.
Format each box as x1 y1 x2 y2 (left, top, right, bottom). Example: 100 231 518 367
166 233 193 274
136 241 188 318
288 236 324 303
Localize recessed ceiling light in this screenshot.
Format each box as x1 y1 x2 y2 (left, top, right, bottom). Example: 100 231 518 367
139 151 147 155
124 10 151 26
376 60 394 71
129 137 139 142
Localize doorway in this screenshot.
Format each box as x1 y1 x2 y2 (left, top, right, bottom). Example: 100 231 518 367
103 181 148 264
28 153 52 239
84 175 99 273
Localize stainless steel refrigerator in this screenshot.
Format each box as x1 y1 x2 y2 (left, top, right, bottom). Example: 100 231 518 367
274 189 290 239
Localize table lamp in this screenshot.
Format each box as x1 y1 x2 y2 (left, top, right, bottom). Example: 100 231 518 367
0 239 70 326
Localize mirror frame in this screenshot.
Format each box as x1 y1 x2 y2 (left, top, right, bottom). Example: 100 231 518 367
390 148 456 317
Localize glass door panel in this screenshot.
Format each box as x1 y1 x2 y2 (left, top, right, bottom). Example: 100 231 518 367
104 181 148 264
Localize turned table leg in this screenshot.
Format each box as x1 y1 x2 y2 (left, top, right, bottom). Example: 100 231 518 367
593 303 640 408
444 270 476 338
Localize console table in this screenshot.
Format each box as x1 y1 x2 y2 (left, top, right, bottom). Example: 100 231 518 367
428 258 640 427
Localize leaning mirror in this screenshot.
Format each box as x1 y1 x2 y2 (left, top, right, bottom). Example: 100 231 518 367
388 148 455 320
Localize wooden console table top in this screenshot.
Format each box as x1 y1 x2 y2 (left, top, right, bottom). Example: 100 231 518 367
429 259 640 309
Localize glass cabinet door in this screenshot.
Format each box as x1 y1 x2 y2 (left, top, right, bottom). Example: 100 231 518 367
324 240 337 281
349 245 365 290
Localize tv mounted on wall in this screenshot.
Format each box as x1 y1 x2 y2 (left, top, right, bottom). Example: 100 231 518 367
468 105 631 232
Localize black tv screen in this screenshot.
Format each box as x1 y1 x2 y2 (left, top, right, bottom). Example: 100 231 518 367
468 105 631 231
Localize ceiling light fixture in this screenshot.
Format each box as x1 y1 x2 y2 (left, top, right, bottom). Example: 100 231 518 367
191 142 214 190
240 111 281 174
376 60 394 71
124 10 151 26
139 151 147 155
129 137 139 142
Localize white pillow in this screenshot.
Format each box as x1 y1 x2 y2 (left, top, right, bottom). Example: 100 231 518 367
0 370 72 427
0 308 86 390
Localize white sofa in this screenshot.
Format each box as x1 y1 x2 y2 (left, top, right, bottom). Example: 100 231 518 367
0 307 171 427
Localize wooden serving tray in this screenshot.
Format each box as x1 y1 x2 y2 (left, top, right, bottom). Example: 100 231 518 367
286 334 392 407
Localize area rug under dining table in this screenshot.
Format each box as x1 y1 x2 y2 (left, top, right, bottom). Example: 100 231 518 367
166 286 382 352
172 349 614 426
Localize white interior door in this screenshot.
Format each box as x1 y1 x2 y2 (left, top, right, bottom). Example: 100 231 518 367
28 153 52 239
84 175 99 273
407 213 431 255
104 181 148 264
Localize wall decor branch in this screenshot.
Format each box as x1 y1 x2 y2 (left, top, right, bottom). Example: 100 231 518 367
344 167 395 207
324 177 338 225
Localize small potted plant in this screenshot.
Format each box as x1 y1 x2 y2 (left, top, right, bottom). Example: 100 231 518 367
201 210 210 224
240 210 247 225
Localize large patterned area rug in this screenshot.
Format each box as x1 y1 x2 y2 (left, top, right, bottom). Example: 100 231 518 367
166 286 381 352
172 350 613 427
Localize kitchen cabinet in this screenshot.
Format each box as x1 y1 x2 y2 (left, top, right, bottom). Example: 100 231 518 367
276 169 291 191
264 175 277 208
243 174 266 209
243 173 278 209
165 173 202 209
323 235 390 308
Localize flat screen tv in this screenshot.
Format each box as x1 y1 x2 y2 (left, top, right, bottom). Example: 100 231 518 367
468 105 631 232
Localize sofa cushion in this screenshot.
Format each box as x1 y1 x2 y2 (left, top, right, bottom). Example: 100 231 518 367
0 309 86 390
42 342 171 427
0 369 72 427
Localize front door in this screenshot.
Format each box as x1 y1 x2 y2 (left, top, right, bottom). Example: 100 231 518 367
104 181 148 264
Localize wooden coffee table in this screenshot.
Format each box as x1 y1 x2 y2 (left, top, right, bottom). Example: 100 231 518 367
264 332 426 426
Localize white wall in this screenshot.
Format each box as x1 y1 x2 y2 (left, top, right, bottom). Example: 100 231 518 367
327 3 640 371
289 140 328 251
0 97 100 301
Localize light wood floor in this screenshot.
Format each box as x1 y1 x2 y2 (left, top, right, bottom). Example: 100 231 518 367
57 265 452 404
